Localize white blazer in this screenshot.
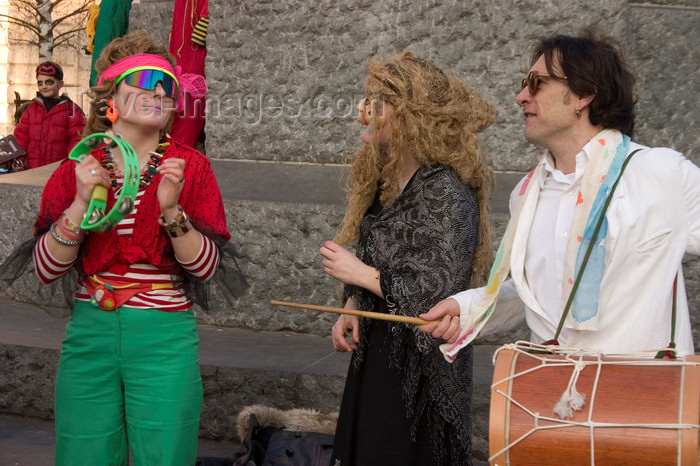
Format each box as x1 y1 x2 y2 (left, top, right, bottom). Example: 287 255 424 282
453 143 700 355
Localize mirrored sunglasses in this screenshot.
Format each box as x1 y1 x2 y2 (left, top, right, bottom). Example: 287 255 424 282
116 67 178 98
521 71 568 95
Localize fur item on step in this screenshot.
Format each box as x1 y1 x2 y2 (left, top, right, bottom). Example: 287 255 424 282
236 404 339 441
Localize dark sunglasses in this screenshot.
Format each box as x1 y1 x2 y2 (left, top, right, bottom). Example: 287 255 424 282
521 71 568 95
37 79 56 87
116 67 178 98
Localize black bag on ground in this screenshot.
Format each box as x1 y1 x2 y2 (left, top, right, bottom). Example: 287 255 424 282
233 413 333 466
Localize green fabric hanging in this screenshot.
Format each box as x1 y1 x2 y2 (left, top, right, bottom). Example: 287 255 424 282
89 0 133 87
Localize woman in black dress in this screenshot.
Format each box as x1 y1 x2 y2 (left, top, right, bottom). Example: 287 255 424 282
320 52 497 465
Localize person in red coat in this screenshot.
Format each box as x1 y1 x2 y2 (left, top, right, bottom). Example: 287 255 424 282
12 61 86 170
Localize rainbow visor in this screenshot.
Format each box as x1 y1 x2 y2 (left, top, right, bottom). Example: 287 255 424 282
116 67 178 98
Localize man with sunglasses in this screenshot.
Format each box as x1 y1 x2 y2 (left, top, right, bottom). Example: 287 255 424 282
420 31 700 357
11 61 86 171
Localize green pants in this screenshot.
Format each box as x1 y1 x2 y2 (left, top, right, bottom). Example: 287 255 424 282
55 301 202 466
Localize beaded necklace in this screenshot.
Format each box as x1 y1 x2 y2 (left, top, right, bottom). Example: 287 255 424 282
101 137 169 194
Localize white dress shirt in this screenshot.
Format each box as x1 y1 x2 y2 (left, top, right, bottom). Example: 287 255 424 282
525 148 587 327
451 141 700 355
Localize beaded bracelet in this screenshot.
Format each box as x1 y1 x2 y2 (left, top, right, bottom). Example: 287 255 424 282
50 222 83 246
55 220 84 242
158 205 194 238
59 210 85 236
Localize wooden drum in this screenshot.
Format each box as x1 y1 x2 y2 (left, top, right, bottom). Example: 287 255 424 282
489 343 700 465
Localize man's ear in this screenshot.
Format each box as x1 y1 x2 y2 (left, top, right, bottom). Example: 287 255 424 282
58 80 64 90
577 93 595 112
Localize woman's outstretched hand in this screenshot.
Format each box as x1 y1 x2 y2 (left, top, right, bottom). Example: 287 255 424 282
331 297 360 352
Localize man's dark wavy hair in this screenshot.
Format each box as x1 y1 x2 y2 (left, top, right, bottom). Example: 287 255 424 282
532 30 636 137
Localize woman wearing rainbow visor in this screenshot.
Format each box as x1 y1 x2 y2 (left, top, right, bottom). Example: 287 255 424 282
30 31 231 465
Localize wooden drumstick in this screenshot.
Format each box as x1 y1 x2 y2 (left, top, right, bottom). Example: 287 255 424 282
270 299 435 326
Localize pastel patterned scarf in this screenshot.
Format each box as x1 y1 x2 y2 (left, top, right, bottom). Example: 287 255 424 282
442 129 631 361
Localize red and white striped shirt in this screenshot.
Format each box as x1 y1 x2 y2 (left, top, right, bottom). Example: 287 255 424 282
33 191 220 311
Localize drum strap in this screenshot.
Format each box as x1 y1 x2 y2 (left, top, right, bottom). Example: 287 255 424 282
654 274 678 359
549 149 644 347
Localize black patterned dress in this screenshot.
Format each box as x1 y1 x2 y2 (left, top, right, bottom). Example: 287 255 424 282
331 164 479 466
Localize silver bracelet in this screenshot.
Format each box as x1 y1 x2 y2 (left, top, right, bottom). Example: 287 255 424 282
49 222 83 246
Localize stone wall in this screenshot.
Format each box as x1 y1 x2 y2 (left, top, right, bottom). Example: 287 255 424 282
629 1 700 159
0 182 698 349
125 0 700 345
0 339 347 444
1 3 696 461
206 0 621 170
131 0 699 168
0 182 345 334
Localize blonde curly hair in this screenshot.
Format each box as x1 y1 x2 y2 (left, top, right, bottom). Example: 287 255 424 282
335 52 497 283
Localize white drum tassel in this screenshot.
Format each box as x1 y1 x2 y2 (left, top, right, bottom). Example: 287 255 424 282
553 358 586 419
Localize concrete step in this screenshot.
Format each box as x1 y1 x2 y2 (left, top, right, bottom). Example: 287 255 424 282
0 158 521 213
0 298 497 462
0 299 352 440
0 412 240 466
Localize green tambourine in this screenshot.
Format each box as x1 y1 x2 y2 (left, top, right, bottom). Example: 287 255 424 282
68 132 140 232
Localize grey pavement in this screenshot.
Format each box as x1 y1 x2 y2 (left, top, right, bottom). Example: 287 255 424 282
0 412 239 466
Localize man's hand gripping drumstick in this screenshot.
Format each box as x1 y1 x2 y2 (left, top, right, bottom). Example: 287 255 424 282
418 298 463 344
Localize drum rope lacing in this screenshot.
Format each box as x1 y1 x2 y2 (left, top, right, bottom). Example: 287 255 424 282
489 341 700 464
